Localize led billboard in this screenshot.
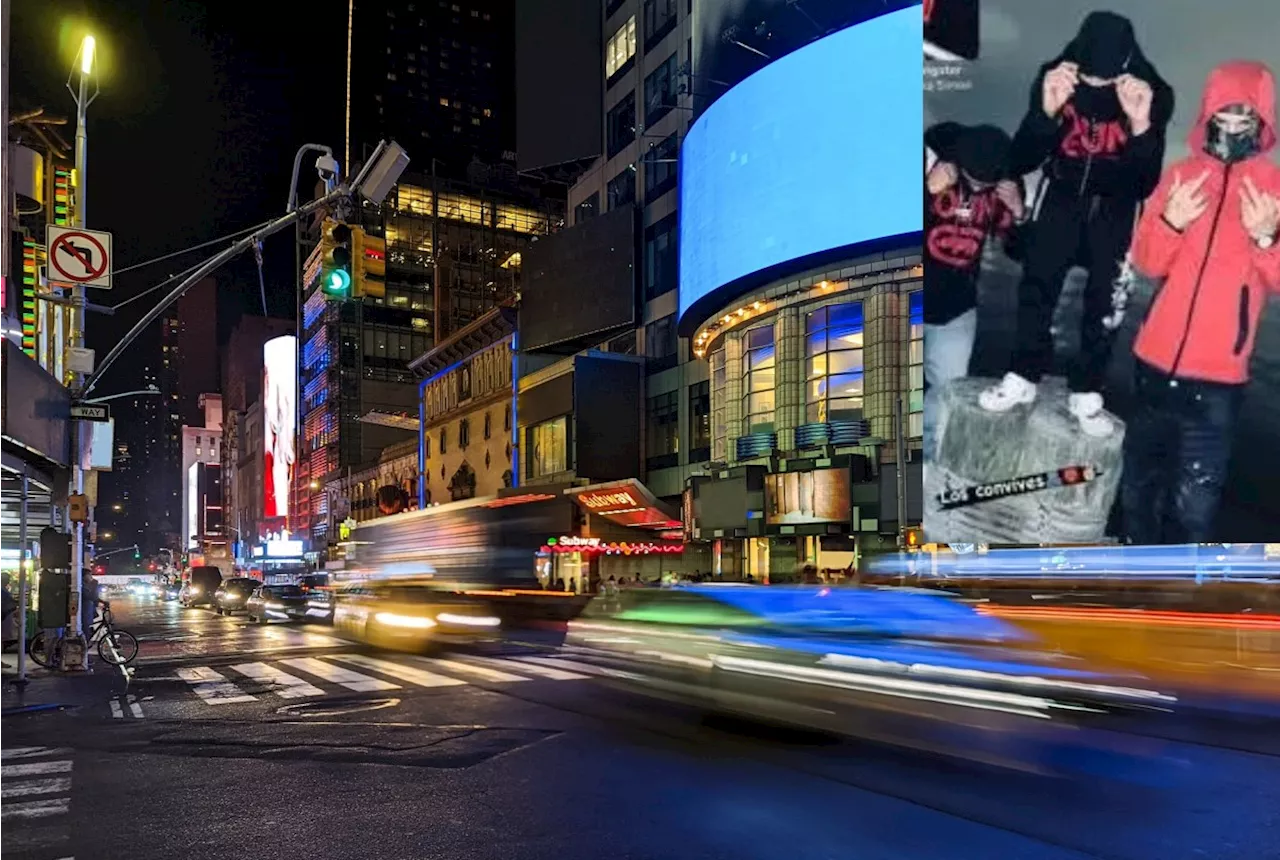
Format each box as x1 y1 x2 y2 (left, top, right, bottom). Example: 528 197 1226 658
764 469 852 526
677 6 922 331
923 0 1280 545
263 335 296 520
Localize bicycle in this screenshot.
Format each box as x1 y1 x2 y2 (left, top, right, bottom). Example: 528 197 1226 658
28 601 139 668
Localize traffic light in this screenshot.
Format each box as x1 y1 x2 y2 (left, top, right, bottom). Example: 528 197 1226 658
903 526 922 550
352 228 386 299
133 544 141 561
320 219 353 299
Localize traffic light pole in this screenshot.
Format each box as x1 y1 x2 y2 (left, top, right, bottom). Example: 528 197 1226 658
81 185 352 398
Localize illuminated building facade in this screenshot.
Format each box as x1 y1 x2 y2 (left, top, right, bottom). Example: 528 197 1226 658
295 174 561 546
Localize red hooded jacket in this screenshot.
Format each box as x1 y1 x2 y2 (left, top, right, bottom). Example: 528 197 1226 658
1131 61 1280 384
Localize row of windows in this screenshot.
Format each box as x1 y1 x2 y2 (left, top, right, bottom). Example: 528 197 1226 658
425 405 512 458
527 416 568 480
645 381 711 467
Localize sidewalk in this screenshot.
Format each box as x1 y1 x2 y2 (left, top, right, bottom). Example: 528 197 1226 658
2 650 127 716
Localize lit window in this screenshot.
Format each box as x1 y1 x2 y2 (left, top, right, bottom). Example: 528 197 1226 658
439 97 449 106
805 303 865 425
742 324 776 434
471 117 480 126
387 73 397 81
482 108 492 117
527 416 568 479
605 16 637 79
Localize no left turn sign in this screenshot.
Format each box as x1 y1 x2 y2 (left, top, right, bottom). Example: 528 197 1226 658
46 225 114 290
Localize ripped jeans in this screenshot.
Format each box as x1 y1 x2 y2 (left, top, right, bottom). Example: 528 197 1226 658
1121 360 1243 545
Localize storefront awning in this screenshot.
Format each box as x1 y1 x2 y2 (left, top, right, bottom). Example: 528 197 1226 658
565 479 681 530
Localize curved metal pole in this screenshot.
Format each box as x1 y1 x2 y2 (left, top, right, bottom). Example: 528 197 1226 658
82 185 348 398
287 144 335 214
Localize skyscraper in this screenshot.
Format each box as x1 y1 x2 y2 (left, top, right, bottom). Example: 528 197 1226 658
345 0 517 177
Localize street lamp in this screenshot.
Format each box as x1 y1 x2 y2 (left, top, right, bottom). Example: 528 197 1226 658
63 30 101 671
111 504 123 512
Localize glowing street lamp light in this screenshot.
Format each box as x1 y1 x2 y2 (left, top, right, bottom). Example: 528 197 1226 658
81 34 96 75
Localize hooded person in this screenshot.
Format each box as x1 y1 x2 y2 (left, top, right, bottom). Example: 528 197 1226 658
923 122 1026 456
1121 61 1280 544
978 11 1174 436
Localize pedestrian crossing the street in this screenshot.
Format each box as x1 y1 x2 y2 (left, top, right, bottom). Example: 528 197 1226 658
140 652 602 712
1 746 75 858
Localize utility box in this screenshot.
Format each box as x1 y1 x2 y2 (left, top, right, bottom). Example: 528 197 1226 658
37 570 70 628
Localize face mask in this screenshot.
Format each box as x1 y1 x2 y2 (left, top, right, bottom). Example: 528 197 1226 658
1072 81 1121 120
1205 120 1260 163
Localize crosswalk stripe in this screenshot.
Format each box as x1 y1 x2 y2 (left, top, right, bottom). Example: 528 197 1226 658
1 776 72 798
230 662 326 698
278 657 400 692
1 747 71 761
515 655 609 677
484 656 589 680
2 761 72 778
413 656 529 683
1 798 70 820
110 699 124 719
176 666 258 704
325 653 465 688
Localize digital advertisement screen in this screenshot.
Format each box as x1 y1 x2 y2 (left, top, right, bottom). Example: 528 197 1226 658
677 6 922 330
922 0 1280 545
262 335 296 520
764 469 851 526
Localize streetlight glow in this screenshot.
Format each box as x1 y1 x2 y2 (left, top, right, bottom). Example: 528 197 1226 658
81 34 96 75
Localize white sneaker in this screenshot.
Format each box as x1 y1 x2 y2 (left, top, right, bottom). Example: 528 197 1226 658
1068 391 1113 438
978 372 1037 412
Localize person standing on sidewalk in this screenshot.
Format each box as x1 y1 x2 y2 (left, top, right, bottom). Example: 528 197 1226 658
80 568 100 645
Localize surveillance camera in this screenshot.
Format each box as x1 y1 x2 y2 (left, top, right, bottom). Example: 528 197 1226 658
316 154 340 182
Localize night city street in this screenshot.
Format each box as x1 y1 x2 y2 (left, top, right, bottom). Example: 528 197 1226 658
1 597 1277 860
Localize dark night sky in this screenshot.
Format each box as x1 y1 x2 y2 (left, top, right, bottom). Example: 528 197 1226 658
11 0 347 388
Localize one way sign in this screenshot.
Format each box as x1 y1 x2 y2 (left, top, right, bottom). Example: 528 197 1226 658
70 403 111 422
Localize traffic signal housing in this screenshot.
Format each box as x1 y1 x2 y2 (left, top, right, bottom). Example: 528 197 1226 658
903 526 922 550
320 218 353 299
352 228 386 299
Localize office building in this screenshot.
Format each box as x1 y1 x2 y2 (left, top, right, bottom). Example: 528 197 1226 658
345 0 517 175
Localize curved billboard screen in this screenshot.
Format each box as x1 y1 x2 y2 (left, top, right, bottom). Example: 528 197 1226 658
678 6 922 328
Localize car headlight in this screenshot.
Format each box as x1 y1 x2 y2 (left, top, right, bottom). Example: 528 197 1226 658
189 586 201 595
437 612 501 627
374 612 437 629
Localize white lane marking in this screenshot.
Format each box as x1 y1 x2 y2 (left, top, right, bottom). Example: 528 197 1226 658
1 798 70 820
516 655 611 677
229 662 326 698
1 747 71 760
128 694 144 718
413 656 529 683
176 666 259 704
1 776 72 798
2 760 72 778
278 657 400 692
325 654 466 688
110 699 124 719
483 656 588 680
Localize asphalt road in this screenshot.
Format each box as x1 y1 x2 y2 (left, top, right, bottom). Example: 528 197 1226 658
3 597 1278 860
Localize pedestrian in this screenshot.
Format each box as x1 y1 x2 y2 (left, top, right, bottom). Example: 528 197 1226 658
979 11 1174 436
81 567 101 643
1121 60 1280 544
2 576 18 652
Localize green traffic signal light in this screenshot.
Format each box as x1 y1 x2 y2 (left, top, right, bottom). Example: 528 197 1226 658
324 268 352 297
133 545 141 560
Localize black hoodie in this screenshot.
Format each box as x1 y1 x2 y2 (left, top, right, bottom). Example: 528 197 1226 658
925 122 1025 325
1009 11 1174 201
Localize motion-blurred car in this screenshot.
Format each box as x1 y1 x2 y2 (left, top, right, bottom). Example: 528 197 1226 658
333 578 501 650
126 579 157 598
245 584 309 624
213 577 261 615
556 585 1177 773
297 573 334 624
162 582 182 600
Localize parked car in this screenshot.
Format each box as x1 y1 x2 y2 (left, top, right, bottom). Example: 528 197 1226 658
213 577 261 615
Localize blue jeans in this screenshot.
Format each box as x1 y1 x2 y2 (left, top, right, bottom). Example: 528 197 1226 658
924 308 977 461
1121 360 1242 545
